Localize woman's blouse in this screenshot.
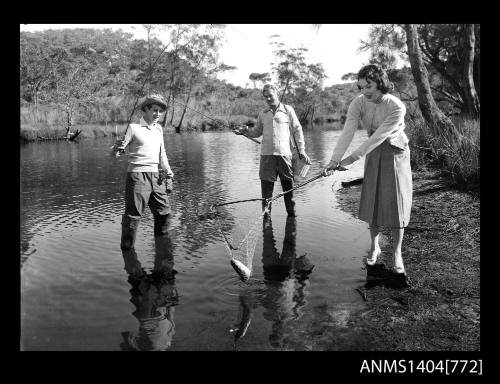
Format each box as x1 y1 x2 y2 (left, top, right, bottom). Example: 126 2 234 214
330 93 408 163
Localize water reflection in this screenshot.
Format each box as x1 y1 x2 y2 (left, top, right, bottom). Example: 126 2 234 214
233 216 315 348
120 227 179 351
21 130 368 350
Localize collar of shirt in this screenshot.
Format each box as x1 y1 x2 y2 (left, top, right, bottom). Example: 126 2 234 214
139 117 161 131
263 103 286 115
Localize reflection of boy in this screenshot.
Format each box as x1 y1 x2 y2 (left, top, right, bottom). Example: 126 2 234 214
120 229 178 351
121 279 178 351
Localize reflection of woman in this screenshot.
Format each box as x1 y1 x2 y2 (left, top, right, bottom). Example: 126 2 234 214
120 230 178 351
323 64 412 287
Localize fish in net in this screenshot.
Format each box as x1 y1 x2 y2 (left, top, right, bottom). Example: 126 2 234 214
208 198 272 282
201 172 328 282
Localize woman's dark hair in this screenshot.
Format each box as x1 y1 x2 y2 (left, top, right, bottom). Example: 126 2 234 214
357 64 394 94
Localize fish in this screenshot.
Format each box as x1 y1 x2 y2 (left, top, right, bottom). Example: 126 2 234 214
231 258 251 282
230 296 252 344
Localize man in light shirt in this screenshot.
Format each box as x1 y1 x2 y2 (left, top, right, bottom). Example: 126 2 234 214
111 94 174 252
234 84 311 216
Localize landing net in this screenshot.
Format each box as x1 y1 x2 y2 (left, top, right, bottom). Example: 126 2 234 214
209 197 272 282
203 173 327 282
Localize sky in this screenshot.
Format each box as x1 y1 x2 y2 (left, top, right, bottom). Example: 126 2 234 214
20 24 373 88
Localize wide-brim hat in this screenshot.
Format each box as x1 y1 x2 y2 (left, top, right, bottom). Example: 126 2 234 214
140 94 168 112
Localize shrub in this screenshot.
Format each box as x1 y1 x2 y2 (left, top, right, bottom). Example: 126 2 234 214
406 117 480 184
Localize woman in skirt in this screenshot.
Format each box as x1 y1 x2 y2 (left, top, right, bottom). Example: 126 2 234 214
323 64 412 286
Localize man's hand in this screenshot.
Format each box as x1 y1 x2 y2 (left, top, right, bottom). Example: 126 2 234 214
233 125 248 136
299 150 311 164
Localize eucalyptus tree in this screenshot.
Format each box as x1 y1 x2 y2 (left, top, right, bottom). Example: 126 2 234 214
20 33 68 104
269 36 309 103
173 24 234 132
249 72 271 89
404 24 456 135
47 48 109 130
359 24 480 118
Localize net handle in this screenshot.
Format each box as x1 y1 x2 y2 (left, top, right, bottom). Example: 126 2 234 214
211 172 330 210
267 172 326 203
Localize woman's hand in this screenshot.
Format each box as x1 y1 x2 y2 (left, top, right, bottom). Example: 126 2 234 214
322 160 339 176
322 156 353 176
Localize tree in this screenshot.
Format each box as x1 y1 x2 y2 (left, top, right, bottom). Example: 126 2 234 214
20 33 68 104
249 72 271 89
404 24 455 135
47 51 108 130
359 24 480 117
269 37 309 102
461 24 480 118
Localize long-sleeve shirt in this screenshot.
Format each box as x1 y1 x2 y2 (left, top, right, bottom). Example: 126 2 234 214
247 103 305 156
330 93 408 163
117 117 172 173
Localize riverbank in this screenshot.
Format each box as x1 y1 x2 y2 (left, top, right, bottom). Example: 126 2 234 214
315 169 480 350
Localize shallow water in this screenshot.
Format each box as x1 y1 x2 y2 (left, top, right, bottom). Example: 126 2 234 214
21 128 371 350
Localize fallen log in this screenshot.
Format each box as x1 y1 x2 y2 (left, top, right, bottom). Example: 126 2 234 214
341 178 363 188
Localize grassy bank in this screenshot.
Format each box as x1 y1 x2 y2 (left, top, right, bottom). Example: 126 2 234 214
407 117 480 185
330 169 480 350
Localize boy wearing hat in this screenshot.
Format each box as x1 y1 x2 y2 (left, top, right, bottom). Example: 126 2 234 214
111 94 174 251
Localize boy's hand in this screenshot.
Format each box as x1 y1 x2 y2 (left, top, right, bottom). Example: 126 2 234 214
233 125 248 135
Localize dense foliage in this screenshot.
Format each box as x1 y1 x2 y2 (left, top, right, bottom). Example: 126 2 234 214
20 26 359 130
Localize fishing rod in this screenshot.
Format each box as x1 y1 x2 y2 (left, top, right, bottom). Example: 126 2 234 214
111 41 174 156
170 98 261 145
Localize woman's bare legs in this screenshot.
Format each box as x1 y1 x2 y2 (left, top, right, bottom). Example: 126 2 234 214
392 227 405 273
366 225 381 265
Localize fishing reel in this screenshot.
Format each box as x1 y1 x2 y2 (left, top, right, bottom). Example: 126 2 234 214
158 169 173 193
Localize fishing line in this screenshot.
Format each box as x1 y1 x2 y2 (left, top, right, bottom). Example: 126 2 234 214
170 98 261 144
113 26 206 151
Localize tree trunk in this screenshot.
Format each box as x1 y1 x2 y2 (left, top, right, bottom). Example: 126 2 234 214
404 24 455 135
170 98 175 125
176 92 192 133
280 77 290 103
461 24 480 118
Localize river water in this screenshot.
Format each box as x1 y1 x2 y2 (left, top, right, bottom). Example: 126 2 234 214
20 127 372 351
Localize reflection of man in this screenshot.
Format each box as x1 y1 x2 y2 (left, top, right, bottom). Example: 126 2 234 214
234 84 311 216
120 216 178 351
260 217 314 348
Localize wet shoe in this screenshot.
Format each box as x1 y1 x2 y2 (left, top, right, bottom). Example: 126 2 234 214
366 249 381 266
388 269 410 289
366 263 390 278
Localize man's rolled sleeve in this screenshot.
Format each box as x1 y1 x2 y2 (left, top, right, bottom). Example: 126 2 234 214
289 107 305 152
